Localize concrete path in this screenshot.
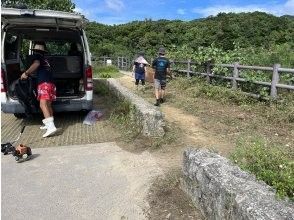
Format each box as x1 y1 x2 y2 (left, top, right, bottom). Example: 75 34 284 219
2 143 162 220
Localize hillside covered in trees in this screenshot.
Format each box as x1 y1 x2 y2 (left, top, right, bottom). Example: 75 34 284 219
86 12 294 67
2 0 294 67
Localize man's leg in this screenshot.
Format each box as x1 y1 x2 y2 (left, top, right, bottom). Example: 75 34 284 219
39 100 50 118
154 79 161 106
47 101 53 117
161 88 165 98
160 80 166 103
135 79 139 90
39 101 53 129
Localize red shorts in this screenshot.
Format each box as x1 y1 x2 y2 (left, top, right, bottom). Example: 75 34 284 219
37 82 56 101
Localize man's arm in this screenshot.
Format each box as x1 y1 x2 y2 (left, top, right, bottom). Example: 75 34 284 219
21 60 40 80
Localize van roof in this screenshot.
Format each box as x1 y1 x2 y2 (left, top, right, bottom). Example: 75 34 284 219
1 8 87 28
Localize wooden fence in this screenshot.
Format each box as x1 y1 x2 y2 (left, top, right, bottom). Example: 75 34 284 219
93 56 294 99
172 60 294 98
92 56 132 70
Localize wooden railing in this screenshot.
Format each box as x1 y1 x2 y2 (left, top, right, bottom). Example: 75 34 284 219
172 60 294 99
92 56 294 98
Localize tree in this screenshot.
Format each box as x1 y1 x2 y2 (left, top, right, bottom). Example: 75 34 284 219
2 0 75 12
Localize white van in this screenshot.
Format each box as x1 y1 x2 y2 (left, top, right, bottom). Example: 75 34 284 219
1 8 93 118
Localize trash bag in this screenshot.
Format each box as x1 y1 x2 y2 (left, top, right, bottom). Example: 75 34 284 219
83 110 103 125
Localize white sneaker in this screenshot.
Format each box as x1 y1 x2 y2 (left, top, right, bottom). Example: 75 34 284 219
43 127 57 138
40 119 48 130
40 125 47 130
42 117 57 138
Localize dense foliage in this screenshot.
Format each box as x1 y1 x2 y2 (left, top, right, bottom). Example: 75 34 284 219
86 12 294 68
230 138 293 200
2 0 75 12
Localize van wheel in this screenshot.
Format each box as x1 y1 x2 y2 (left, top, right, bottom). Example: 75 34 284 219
14 113 27 119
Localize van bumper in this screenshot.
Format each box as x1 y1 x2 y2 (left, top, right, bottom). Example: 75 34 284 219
1 102 25 113
1 100 93 114
53 100 93 112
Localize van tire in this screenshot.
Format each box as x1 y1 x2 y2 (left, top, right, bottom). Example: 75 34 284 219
14 113 27 119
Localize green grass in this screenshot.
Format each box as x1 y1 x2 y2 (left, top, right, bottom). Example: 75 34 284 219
109 95 179 148
93 65 122 78
109 100 143 140
169 77 294 124
93 79 110 96
165 76 294 200
230 138 294 201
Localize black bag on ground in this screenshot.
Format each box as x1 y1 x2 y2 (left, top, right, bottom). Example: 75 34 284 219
14 78 38 117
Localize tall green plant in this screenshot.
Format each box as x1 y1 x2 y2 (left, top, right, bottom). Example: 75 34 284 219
2 0 75 12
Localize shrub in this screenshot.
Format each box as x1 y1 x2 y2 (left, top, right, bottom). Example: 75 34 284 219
93 65 121 78
230 138 294 200
170 76 256 105
94 80 109 96
110 100 142 139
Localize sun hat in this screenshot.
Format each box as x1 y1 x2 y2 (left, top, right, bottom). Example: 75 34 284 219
31 43 48 53
135 56 149 65
158 47 165 55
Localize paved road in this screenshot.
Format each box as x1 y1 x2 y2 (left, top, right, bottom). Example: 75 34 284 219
2 143 162 220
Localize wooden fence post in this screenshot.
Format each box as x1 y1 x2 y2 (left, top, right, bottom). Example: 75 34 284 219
232 62 239 90
270 63 280 99
187 59 191 78
117 57 120 69
206 61 211 83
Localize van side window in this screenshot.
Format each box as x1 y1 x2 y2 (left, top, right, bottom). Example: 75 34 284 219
4 34 18 60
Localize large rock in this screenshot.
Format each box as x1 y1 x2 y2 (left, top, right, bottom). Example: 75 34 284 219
105 78 165 137
182 149 294 220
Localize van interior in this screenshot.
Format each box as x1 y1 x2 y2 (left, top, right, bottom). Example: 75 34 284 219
4 27 85 99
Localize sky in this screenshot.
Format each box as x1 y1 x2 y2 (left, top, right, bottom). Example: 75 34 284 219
73 0 294 25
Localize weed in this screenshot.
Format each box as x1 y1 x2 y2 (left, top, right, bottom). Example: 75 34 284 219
93 65 121 78
150 123 179 149
110 100 142 140
94 80 110 96
230 137 294 201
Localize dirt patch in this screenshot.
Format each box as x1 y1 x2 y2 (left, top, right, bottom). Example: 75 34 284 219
146 169 204 220
117 75 234 156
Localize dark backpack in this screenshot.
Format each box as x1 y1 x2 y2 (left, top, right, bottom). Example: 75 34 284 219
14 78 38 117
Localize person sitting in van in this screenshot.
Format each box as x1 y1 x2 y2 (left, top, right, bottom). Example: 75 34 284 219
68 43 82 56
20 42 58 138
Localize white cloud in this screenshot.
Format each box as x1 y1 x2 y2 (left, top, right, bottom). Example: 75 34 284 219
177 8 186 15
105 0 125 12
284 0 294 14
74 6 106 21
192 0 294 17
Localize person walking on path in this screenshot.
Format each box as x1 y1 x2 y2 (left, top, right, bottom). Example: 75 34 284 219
152 47 171 106
132 52 148 90
21 42 58 138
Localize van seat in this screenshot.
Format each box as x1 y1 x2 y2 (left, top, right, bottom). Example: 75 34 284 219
26 55 82 79
46 56 82 79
